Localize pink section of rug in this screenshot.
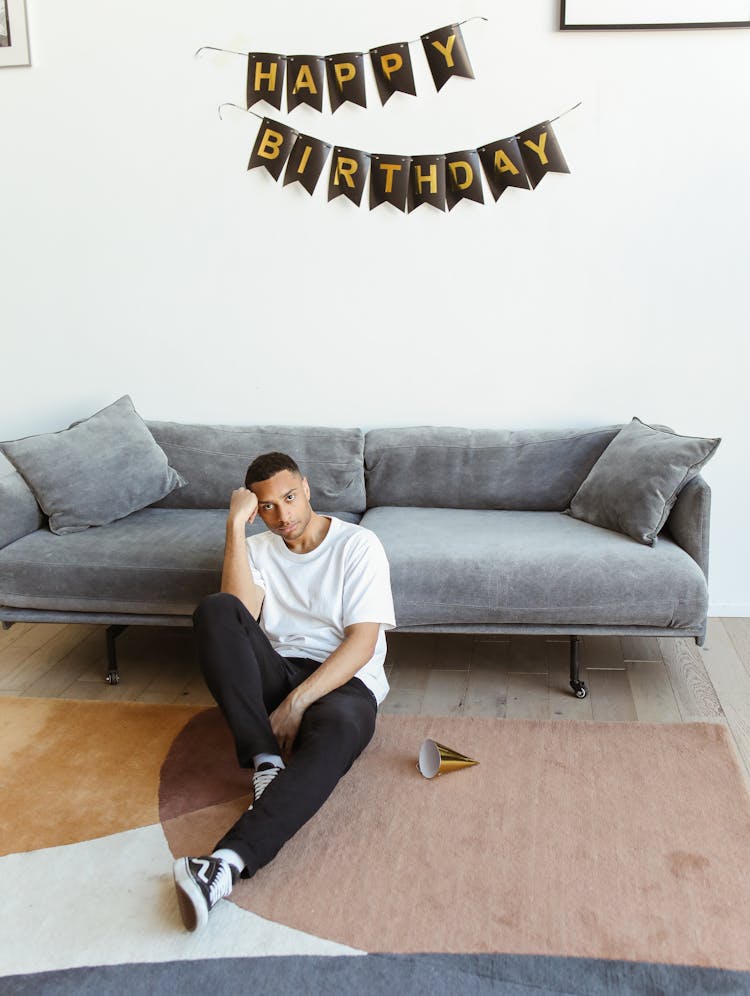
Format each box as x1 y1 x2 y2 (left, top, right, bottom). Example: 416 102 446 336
160 712 750 967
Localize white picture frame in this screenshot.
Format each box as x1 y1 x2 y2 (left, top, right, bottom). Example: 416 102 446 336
561 0 750 29
0 0 30 67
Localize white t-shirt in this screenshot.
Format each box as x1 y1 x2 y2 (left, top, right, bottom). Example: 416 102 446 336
246 516 396 704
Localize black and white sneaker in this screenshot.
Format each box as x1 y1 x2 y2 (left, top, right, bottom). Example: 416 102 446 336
248 761 282 810
173 855 237 932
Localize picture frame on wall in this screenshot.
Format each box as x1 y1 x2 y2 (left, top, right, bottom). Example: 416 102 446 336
560 0 750 29
0 0 30 66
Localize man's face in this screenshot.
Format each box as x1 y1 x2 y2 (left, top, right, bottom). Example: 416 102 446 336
251 470 313 543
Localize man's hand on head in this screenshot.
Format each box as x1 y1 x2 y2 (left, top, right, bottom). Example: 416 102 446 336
221 486 264 619
228 487 259 528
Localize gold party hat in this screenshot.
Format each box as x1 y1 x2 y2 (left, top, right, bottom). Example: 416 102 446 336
418 738 479 778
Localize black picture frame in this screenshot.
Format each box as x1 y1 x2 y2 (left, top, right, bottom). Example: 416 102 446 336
560 0 750 30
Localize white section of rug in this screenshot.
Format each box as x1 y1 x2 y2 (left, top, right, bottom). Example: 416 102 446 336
0 823 361 977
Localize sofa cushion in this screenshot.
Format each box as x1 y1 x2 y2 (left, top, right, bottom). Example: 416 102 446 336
148 422 366 514
0 509 362 616
0 509 226 615
0 452 44 550
364 426 621 511
1 397 186 536
567 418 720 546
360 507 707 629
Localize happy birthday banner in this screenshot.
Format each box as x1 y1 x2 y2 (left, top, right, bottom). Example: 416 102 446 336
197 19 485 114
230 107 576 212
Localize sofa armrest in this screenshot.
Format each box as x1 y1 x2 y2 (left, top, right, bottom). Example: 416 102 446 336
0 451 44 551
665 475 711 581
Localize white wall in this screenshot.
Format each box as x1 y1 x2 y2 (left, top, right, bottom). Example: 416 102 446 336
1 1 748 612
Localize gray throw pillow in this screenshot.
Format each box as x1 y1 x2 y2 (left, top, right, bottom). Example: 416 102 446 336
567 417 720 545
2 396 186 535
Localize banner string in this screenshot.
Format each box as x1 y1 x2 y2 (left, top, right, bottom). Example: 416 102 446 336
550 100 582 123
217 100 582 147
195 16 489 60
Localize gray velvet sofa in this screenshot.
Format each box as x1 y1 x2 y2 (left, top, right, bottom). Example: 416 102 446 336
0 410 716 699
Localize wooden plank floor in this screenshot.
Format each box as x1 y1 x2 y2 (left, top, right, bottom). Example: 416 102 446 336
2 619 750 780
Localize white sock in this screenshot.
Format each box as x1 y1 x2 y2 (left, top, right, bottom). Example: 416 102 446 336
212 848 245 877
253 752 285 770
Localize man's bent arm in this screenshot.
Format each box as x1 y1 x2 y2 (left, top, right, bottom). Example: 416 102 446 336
221 488 264 619
269 621 380 758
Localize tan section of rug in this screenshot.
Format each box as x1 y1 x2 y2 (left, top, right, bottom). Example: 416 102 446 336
164 798 248 856
162 714 750 968
0 697 203 854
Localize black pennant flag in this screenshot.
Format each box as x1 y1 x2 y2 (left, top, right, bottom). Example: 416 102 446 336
445 149 484 209
246 53 286 111
517 122 570 189
286 55 325 113
283 134 331 195
248 118 298 181
408 155 446 213
478 137 530 201
325 52 367 112
369 42 417 105
369 154 411 212
421 24 474 92
328 147 370 206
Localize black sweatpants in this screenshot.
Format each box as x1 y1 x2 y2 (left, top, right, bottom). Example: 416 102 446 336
193 592 378 878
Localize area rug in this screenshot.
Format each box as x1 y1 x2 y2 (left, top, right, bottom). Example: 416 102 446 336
2 697 750 995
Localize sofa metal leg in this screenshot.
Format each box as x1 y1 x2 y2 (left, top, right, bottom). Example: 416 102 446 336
569 636 588 699
105 625 128 685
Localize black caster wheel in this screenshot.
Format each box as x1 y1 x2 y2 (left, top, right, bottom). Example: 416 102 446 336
105 670 120 685
570 680 588 699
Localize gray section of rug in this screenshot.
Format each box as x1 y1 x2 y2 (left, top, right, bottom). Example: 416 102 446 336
3 954 750 995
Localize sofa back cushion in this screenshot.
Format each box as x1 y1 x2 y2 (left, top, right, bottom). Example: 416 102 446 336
0 451 44 550
148 422 366 514
364 426 622 511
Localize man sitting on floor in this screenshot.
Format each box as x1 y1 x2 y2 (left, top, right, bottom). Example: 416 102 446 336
173 451 395 931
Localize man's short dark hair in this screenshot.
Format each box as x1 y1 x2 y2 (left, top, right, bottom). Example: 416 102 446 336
245 452 302 489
